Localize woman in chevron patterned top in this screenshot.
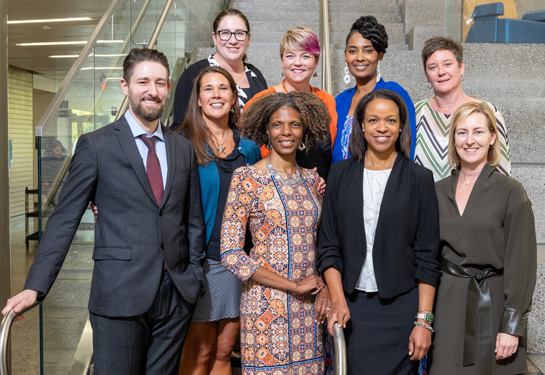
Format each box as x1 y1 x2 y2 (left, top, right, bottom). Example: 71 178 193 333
414 36 511 181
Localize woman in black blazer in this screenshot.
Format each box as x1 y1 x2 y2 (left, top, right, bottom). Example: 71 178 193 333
317 89 441 375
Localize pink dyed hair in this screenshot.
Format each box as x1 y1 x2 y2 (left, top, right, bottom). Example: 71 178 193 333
279 26 321 58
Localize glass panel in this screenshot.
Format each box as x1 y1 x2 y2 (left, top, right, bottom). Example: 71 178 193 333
37 0 226 373
452 0 545 43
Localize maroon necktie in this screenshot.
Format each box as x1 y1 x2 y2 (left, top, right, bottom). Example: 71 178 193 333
138 135 163 205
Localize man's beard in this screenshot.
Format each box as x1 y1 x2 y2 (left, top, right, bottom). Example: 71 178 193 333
129 94 166 123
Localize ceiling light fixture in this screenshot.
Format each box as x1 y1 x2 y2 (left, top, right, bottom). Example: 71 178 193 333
8 17 93 24
17 40 124 46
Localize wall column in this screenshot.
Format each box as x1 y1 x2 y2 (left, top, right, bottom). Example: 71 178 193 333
0 0 11 315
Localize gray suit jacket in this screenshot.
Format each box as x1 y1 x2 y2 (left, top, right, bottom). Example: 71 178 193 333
24 116 206 317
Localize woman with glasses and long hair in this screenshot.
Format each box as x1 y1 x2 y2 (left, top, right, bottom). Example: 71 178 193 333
244 26 338 180
170 8 267 130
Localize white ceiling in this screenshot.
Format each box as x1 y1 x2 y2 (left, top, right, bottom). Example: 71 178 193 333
7 0 112 80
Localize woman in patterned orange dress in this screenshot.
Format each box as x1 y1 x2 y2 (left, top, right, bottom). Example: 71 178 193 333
220 91 332 375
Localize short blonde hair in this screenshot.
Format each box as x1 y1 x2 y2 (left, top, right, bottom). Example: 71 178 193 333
448 102 500 169
279 26 321 58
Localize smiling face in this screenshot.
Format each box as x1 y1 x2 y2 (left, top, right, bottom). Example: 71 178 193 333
198 72 236 123
362 98 400 156
266 106 304 157
281 49 319 87
121 60 170 124
345 32 383 82
212 15 250 64
454 112 496 169
425 49 465 95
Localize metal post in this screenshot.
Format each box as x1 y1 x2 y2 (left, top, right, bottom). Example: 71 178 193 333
0 0 11 373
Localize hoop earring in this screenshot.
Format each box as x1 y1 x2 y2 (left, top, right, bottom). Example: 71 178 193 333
427 84 433 90
298 142 306 151
344 63 351 84
376 60 382 83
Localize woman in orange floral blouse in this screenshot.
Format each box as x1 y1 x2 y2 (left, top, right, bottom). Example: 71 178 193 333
220 91 331 375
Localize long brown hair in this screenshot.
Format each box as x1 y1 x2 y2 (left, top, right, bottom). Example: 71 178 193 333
178 66 240 166
348 89 411 161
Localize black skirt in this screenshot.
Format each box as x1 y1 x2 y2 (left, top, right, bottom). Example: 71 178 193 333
344 287 420 375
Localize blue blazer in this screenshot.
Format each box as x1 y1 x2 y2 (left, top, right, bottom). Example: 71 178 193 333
332 79 417 162
198 137 261 245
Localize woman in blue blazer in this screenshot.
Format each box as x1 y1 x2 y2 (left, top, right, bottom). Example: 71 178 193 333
317 89 441 375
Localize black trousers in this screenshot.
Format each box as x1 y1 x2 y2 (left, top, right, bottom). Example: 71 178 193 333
344 287 419 375
90 271 195 375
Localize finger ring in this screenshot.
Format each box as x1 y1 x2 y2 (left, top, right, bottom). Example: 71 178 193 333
325 308 330 310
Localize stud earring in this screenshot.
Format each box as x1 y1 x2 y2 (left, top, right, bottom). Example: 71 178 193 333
344 63 351 84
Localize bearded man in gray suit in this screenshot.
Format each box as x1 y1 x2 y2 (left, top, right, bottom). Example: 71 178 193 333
2 48 206 374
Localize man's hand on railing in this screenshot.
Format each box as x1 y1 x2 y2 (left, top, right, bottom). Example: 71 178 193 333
1 290 38 322
326 299 350 336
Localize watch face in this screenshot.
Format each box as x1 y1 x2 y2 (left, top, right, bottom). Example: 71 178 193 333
425 312 434 323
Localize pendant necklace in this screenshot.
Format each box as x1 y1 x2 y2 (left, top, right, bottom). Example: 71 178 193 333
214 129 230 155
266 156 303 186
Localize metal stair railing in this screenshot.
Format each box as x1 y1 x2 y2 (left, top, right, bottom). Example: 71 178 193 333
0 302 40 375
333 322 347 375
319 0 332 95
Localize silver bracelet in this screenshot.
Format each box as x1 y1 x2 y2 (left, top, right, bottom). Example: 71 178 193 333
414 321 434 334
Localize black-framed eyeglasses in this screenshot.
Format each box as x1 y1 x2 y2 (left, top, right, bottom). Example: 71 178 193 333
216 29 249 41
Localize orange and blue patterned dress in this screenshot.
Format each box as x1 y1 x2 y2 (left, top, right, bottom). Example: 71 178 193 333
220 166 324 375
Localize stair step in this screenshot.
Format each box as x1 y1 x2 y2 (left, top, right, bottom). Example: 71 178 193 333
527 355 543 375
328 0 400 14
232 1 319 14
330 12 402 28
246 21 319 32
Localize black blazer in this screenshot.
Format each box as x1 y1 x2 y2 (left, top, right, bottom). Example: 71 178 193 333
24 117 206 317
316 154 441 299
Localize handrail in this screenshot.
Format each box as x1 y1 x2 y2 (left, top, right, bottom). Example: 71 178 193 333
333 322 347 375
116 0 175 120
0 302 40 375
319 0 332 95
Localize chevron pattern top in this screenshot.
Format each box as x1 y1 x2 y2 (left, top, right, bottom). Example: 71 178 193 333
414 99 511 182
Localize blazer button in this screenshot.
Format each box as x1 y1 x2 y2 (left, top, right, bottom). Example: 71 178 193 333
159 210 164 217
161 243 165 249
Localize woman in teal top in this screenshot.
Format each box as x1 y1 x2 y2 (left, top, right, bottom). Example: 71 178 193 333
177 66 261 375
332 16 416 163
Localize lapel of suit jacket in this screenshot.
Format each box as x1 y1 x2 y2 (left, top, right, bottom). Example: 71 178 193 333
374 153 404 238
160 125 177 209
114 117 157 205
349 158 365 239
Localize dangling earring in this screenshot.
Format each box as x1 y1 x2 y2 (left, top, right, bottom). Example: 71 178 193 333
344 63 351 84
461 75 465 81
267 139 272 150
376 60 382 83
298 142 306 151
281 71 284 78
313 71 318 78
427 84 432 90
230 106 235 113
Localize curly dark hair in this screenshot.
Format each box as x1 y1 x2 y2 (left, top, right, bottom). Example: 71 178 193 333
238 91 330 150
346 16 388 54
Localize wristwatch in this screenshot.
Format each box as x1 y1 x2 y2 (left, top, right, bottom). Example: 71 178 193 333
416 311 434 324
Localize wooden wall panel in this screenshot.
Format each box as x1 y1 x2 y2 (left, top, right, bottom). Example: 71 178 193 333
8 66 34 217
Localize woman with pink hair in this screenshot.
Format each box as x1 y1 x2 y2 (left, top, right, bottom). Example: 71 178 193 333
245 26 338 180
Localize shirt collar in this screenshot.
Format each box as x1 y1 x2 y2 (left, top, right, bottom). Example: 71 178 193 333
124 110 164 141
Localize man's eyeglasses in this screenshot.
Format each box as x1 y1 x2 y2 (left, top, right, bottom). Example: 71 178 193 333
216 29 249 41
